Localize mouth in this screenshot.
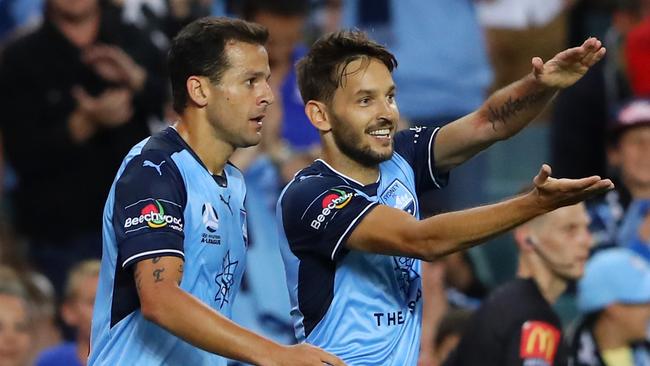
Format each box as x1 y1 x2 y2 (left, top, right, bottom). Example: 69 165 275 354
366 127 392 140
249 114 265 132
249 114 265 124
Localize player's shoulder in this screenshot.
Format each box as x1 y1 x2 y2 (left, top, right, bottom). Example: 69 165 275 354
121 128 187 174
281 160 357 204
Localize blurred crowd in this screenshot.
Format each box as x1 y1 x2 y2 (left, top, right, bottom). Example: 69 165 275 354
0 0 650 365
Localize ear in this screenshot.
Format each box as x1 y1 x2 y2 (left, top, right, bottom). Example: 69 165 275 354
305 100 331 133
186 76 209 108
514 227 534 253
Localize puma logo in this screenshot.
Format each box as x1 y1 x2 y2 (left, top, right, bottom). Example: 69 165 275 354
220 194 233 215
143 160 166 176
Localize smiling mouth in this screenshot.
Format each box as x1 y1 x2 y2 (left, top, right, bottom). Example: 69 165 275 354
367 128 391 139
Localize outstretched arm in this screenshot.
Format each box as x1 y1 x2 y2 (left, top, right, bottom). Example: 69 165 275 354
135 257 345 366
347 165 613 261
433 37 606 173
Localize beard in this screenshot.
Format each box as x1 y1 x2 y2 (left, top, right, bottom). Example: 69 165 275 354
329 111 394 168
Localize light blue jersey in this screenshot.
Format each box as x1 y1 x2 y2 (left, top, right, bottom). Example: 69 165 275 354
277 127 447 365
89 127 248 365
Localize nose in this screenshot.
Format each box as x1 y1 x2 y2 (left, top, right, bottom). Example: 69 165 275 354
379 97 398 121
259 81 274 107
581 228 594 249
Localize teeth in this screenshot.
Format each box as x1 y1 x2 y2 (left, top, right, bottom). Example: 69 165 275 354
369 129 390 136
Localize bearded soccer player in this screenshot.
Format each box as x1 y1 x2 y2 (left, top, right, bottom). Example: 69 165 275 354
277 30 610 365
88 18 343 366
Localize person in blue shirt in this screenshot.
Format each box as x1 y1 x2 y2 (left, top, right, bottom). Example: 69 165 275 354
88 17 343 366
587 99 650 257
277 30 613 365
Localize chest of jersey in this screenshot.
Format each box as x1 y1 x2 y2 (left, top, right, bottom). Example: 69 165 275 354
348 154 422 305
175 154 248 312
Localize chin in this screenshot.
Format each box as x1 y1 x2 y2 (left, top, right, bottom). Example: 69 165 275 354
238 137 262 149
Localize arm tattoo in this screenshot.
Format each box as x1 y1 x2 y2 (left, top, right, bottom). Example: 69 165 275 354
177 264 184 285
153 267 165 282
487 90 548 130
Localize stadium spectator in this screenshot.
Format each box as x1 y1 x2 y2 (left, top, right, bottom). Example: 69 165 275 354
0 266 33 366
445 202 592 366
588 99 650 253
36 260 100 366
551 0 649 179
569 248 650 365
0 0 167 294
431 309 472 366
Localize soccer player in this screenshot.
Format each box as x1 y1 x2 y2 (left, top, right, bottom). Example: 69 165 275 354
277 30 611 365
88 18 343 366
445 202 592 366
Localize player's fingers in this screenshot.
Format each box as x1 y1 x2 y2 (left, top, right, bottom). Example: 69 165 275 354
584 47 607 66
531 57 544 77
533 164 552 187
583 178 614 193
319 350 346 366
560 175 602 191
560 46 587 62
581 37 598 51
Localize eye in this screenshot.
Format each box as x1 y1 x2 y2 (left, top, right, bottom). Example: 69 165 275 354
359 97 371 106
245 78 255 87
387 94 395 103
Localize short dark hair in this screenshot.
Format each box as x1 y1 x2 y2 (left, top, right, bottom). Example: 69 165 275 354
241 0 309 20
168 17 269 114
296 30 397 105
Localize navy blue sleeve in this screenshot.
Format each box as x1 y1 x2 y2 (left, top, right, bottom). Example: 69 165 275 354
393 126 449 196
280 177 378 261
112 150 187 268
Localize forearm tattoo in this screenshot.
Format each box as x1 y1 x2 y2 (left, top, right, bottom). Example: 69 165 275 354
152 257 165 282
487 90 548 130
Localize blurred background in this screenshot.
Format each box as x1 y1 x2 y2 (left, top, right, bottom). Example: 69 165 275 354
1 0 650 365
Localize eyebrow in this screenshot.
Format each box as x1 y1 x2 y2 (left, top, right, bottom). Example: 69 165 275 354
354 85 396 96
244 71 270 79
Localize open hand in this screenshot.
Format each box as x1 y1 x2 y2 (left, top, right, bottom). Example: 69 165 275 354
532 37 606 89
531 164 614 211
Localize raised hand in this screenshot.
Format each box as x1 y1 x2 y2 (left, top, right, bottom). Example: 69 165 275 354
531 164 614 211
532 37 606 89
83 44 147 92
